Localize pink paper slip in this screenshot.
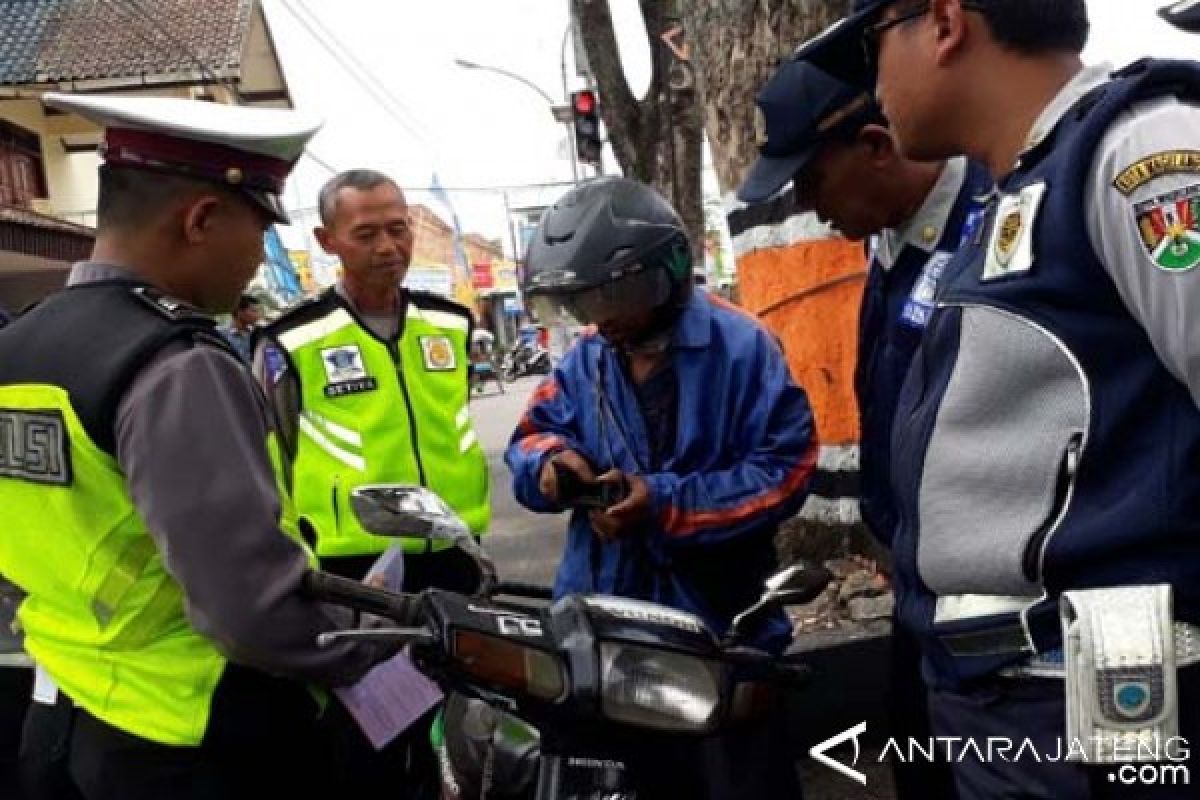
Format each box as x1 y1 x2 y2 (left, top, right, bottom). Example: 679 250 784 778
334 652 444 750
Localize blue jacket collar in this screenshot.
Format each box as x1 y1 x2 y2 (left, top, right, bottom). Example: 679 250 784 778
672 288 712 350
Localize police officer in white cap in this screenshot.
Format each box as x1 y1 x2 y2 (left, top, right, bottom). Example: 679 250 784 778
0 95 397 800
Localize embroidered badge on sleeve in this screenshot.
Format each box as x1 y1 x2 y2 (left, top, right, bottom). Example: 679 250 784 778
1133 183 1200 272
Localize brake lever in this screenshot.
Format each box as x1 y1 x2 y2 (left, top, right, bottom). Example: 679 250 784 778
317 627 435 648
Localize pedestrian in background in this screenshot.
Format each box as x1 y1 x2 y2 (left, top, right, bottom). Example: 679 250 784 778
218 293 262 362
0 94 396 800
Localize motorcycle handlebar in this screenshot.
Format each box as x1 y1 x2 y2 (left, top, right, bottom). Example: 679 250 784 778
302 570 420 625
490 581 554 601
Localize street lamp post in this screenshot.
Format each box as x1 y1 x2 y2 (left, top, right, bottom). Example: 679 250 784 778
454 58 580 182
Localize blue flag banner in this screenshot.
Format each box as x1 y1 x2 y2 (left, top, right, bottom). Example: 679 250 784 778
264 226 303 301
429 172 473 286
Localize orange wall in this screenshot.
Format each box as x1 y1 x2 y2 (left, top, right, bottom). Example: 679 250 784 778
739 238 867 446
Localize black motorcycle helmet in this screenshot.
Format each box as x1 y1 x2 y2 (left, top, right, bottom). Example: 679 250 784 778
522 177 692 339
1160 0 1200 32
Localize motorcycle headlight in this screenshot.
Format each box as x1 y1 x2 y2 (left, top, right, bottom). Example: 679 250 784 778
599 643 722 733
453 630 566 702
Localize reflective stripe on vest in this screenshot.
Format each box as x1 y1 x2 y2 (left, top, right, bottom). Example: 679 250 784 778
0 384 225 746
0 384 313 746
279 301 490 558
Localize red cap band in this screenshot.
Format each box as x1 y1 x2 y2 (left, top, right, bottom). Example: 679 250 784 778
102 128 292 194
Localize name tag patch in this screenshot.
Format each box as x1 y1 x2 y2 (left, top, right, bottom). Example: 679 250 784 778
321 345 377 398
901 251 954 330
419 336 457 372
0 409 71 486
983 182 1046 281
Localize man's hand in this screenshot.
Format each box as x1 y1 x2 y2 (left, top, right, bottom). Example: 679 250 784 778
538 450 595 504
588 471 652 543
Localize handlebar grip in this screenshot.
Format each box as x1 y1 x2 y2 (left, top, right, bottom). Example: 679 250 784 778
491 581 554 600
302 570 418 624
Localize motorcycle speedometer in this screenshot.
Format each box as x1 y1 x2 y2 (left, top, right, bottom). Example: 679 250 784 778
598 643 722 733
453 629 566 702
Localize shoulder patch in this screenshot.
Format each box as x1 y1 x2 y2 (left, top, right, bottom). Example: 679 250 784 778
1132 182 1200 272
0 408 71 486
1113 150 1200 196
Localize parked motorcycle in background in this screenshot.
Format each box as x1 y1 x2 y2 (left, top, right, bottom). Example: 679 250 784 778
502 324 553 382
307 485 832 800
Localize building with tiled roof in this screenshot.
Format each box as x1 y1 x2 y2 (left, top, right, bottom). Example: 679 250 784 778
0 0 293 309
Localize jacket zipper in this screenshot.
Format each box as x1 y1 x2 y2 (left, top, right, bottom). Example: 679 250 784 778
1022 433 1083 583
389 347 427 486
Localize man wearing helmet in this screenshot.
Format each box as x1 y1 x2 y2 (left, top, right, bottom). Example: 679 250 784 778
506 177 817 798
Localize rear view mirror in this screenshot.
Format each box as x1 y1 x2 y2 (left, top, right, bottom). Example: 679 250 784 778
351 485 469 540
763 563 833 607
350 485 495 595
725 561 832 644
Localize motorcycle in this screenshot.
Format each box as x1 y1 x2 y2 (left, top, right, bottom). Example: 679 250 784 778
501 341 552 382
306 485 832 800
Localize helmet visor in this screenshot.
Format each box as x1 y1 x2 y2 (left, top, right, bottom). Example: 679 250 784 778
528 267 673 327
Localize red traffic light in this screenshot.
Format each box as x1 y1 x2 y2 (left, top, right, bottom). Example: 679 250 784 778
572 90 596 115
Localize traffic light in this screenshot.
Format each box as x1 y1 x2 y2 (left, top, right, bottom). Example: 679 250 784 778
571 90 602 166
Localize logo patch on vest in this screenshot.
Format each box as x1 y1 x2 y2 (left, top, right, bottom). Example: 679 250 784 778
983 183 1045 281
419 336 457 371
1113 150 1200 196
320 345 377 397
0 409 71 486
901 252 953 330
1133 183 1200 272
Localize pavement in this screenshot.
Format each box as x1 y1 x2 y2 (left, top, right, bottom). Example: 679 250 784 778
469 374 565 588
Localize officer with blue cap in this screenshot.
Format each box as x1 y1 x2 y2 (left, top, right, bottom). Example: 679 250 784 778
740 56 989 800
793 1 1200 798
0 95 399 799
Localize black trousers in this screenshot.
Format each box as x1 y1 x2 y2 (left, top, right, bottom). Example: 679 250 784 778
889 624 958 800
929 666 1200 800
20 666 326 800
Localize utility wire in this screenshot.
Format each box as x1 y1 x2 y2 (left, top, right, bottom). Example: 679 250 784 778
274 0 436 152
302 149 339 175
293 0 439 146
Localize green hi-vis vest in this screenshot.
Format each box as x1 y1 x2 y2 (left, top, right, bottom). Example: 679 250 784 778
0 283 311 746
268 290 490 558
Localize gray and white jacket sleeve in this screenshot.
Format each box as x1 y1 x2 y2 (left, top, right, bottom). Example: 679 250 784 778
1087 95 1200 409
116 341 387 686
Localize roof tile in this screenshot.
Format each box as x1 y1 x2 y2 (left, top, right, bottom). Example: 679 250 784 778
0 0 252 86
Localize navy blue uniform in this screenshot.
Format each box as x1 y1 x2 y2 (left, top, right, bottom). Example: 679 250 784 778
893 61 1200 798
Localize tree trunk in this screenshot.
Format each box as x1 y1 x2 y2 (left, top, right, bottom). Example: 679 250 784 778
682 0 852 194
683 1 877 573
572 0 705 261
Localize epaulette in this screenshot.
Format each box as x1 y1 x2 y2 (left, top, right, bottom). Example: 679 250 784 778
265 287 338 335
130 285 214 326
406 289 472 320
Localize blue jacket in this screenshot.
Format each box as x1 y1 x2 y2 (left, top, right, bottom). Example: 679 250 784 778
505 289 818 652
856 160 991 546
891 61 1200 688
